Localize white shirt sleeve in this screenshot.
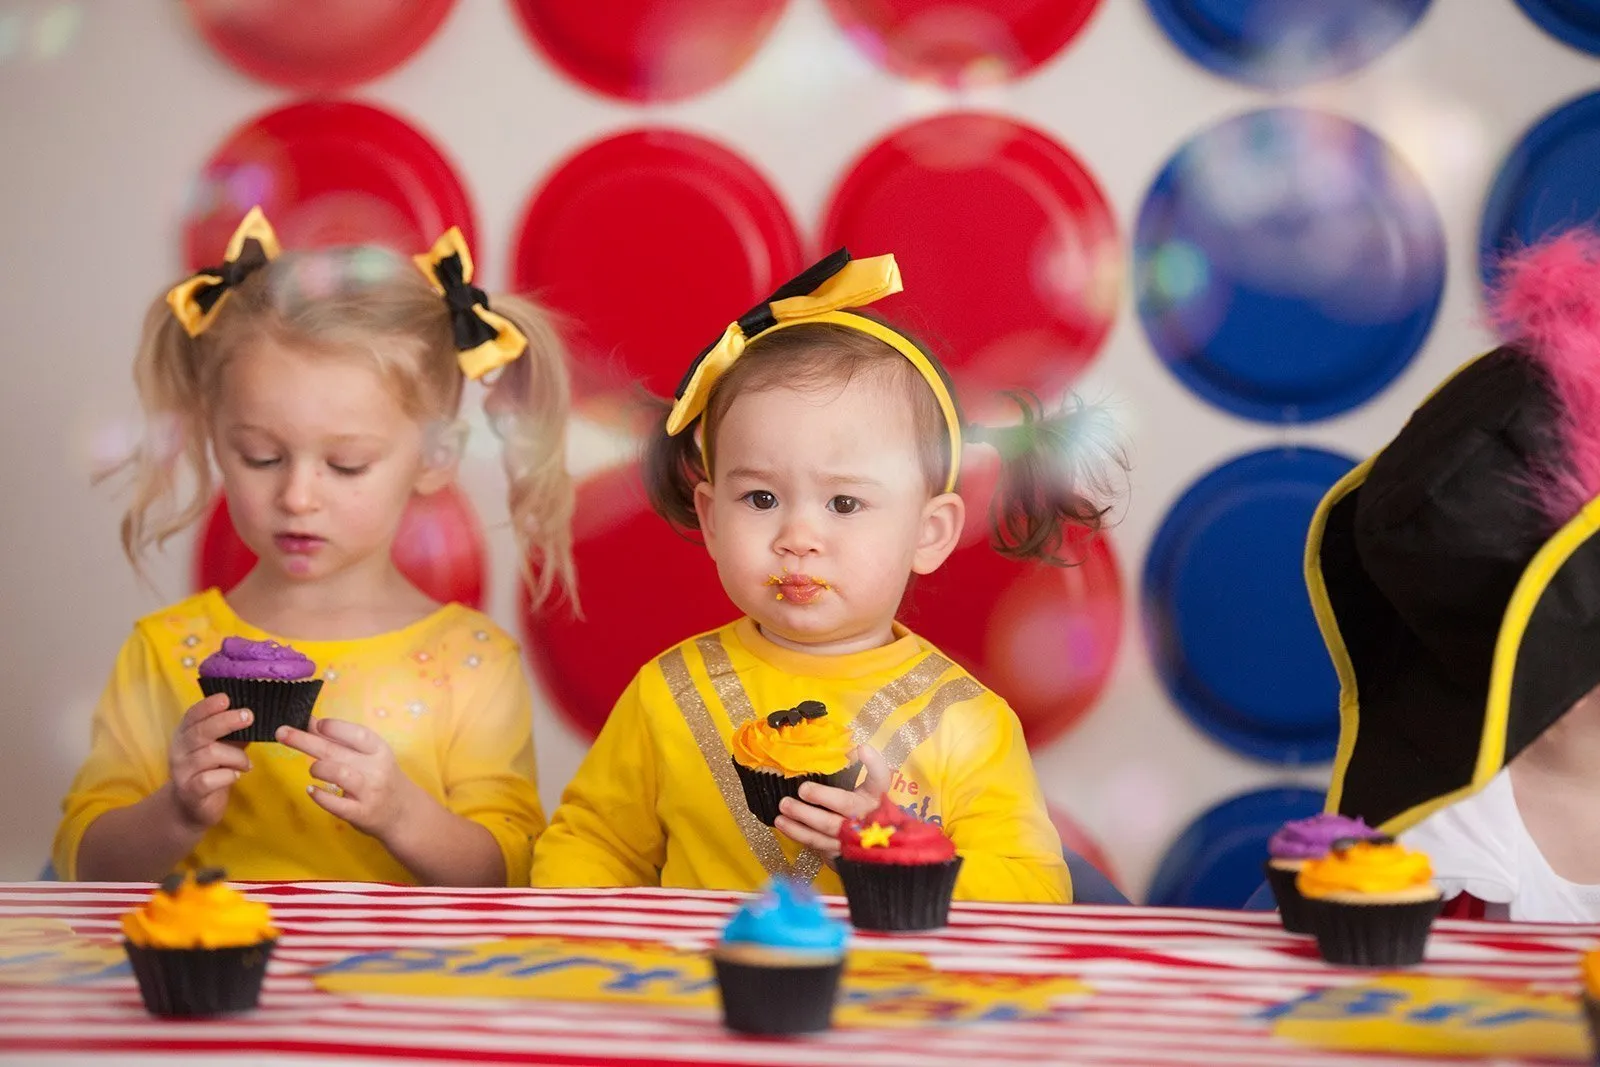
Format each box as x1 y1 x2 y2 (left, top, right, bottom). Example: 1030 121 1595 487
1399 772 1519 908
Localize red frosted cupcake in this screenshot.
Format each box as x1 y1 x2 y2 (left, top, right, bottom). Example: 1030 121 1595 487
835 795 962 931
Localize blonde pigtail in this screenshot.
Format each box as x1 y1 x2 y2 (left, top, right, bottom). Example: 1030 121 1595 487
483 294 578 613
104 295 215 581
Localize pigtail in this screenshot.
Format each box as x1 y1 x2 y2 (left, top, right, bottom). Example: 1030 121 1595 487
101 294 214 580
967 392 1128 566
483 294 578 612
641 393 708 534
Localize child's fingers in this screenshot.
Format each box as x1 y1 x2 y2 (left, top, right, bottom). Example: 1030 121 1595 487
276 724 338 759
854 744 891 798
194 742 251 774
313 716 383 755
179 699 248 750
796 780 876 820
778 795 845 838
308 760 364 798
774 812 841 855
184 767 241 798
306 782 361 821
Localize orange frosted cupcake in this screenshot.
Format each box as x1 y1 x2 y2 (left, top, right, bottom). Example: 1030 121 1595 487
122 868 278 1016
730 700 860 826
1580 947 1600 1054
1297 837 1441 967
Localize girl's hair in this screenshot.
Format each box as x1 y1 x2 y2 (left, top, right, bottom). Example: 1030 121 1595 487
643 321 1126 565
106 245 576 608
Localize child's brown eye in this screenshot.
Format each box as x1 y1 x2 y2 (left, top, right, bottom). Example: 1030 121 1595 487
830 495 861 515
743 490 778 510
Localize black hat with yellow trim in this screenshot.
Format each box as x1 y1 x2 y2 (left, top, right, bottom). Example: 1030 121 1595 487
1311 228 1600 835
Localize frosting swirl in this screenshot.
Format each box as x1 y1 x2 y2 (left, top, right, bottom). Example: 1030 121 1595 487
730 702 853 775
722 879 846 953
839 794 957 864
1269 813 1381 860
1582 948 1600 998
122 869 277 949
1296 840 1434 898
198 637 316 681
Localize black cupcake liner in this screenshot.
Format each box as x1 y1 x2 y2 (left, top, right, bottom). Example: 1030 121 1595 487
1263 860 1313 934
836 855 963 931
732 759 862 827
1301 896 1442 967
712 955 842 1034
1582 994 1600 1064
124 939 276 1017
199 677 323 743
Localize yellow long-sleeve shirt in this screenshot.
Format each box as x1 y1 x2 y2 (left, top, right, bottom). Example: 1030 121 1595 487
54 589 545 885
531 618 1070 903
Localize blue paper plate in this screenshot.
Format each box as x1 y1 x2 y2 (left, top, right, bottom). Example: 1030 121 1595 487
1136 107 1445 424
1143 447 1354 764
1144 0 1431 88
1481 89 1600 290
1147 786 1325 908
1513 0 1600 55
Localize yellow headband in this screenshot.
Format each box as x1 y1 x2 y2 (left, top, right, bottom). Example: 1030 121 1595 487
666 250 963 493
166 206 281 337
413 227 528 381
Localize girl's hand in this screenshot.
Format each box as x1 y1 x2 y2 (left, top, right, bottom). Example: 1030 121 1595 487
168 693 252 832
774 744 892 861
278 718 419 840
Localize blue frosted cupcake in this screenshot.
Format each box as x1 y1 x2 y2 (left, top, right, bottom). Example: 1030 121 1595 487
710 879 846 1034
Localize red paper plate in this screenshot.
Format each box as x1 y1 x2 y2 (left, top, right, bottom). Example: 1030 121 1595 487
183 0 457 91
898 447 1124 746
512 128 803 401
823 0 1101 85
194 486 487 609
183 100 476 269
522 465 729 739
510 0 789 102
822 112 1119 407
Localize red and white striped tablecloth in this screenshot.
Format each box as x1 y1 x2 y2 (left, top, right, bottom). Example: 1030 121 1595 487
0 882 1595 1066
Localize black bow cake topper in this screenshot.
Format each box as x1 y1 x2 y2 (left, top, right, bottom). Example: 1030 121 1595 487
766 699 828 730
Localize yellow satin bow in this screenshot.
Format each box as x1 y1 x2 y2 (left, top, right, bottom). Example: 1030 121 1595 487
666 252 963 492
165 206 281 337
414 227 528 381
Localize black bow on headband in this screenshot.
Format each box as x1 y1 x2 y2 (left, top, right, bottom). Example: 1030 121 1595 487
675 249 855 400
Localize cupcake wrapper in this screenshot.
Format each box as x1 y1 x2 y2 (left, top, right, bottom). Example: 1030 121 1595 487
1582 994 1600 1064
124 939 276 1017
1302 896 1441 967
712 956 842 1034
1263 861 1313 934
731 759 862 827
836 855 963 932
199 677 323 743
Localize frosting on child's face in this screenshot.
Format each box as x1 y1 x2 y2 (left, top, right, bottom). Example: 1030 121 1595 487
210 337 441 589
694 374 957 656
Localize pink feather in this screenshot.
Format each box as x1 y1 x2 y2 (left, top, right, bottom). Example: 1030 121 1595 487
1487 228 1600 525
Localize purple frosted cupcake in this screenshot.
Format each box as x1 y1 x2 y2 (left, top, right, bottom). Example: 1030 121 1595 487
198 638 322 743
1265 813 1380 933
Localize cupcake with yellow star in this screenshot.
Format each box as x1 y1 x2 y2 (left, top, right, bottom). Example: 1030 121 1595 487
1296 836 1441 967
730 700 860 827
836 794 962 931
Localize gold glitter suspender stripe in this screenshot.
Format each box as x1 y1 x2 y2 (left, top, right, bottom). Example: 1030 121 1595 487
695 632 825 884
658 647 792 877
850 652 953 745
880 677 986 769
697 635 755 726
